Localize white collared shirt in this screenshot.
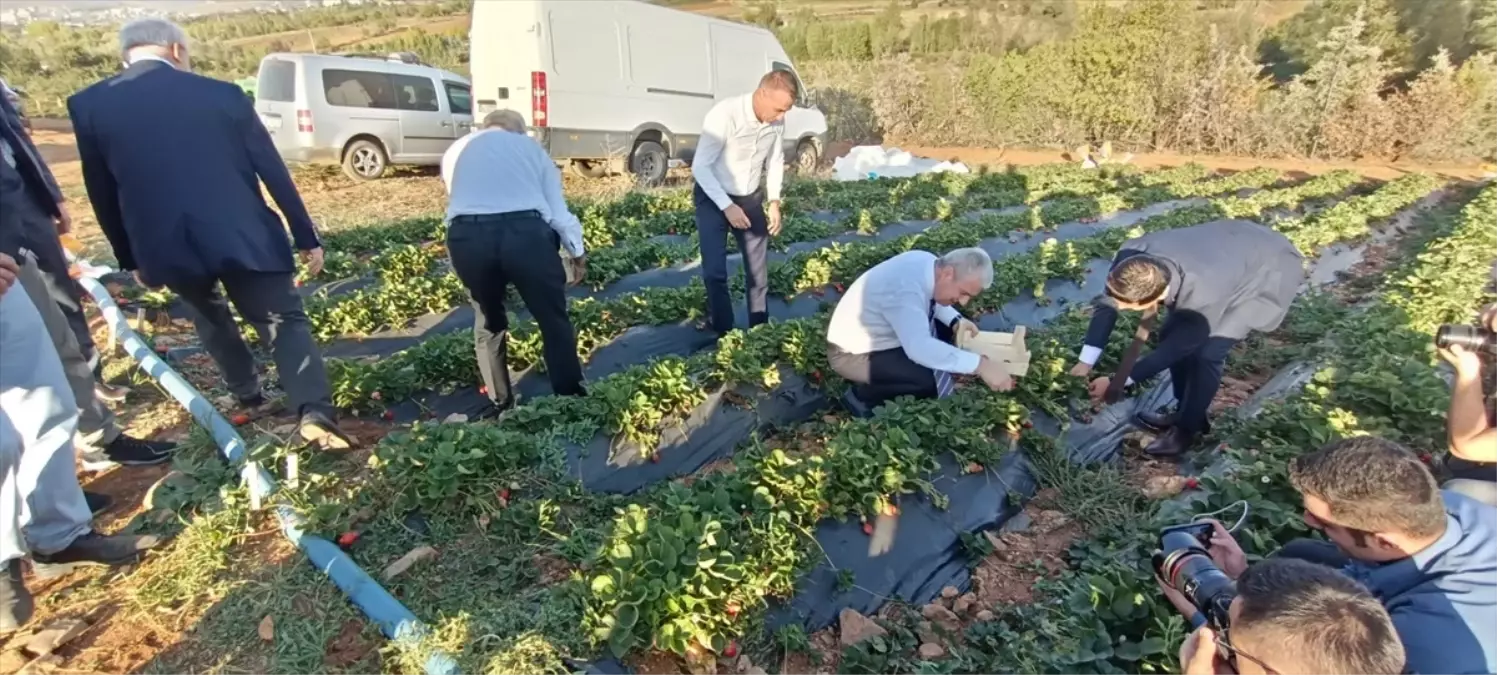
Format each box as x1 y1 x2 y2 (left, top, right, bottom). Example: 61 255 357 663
691 94 785 209
827 250 982 375
440 128 585 257
123 53 177 69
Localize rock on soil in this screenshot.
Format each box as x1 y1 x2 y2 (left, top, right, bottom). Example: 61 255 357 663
22 618 90 657
837 608 887 647
920 602 961 632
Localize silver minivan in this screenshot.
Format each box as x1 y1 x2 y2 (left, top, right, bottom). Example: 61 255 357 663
254 52 474 180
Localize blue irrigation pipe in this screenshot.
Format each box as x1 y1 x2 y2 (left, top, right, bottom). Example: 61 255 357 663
77 273 460 675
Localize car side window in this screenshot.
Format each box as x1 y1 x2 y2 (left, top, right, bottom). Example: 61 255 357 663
444 82 472 116
770 61 809 108
323 69 397 109
390 74 441 113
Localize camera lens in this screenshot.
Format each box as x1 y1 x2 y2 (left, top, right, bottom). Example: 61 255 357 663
1157 548 1237 627
1437 324 1495 350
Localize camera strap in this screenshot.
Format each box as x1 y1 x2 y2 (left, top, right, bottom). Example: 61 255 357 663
1105 306 1158 404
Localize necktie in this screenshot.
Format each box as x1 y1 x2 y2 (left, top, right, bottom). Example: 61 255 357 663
1105 306 1158 403
929 300 954 398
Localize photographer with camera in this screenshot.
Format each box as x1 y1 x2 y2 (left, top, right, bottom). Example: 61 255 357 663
1156 437 1497 674
1164 558 1404 674
1439 303 1497 507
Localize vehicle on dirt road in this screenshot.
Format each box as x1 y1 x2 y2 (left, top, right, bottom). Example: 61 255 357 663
253 52 473 181
469 0 828 185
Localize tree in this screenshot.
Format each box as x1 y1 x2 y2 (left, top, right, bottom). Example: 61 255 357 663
1269 10 1395 158
1261 0 1412 80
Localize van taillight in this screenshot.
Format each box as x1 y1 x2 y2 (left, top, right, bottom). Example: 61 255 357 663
296 109 313 133
530 71 547 128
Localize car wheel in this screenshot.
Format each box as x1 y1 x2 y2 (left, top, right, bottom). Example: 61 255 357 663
342 139 388 181
630 140 668 186
793 139 820 174
569 160 609 179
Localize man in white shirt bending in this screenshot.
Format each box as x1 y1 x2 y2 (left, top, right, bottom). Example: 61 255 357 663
691 70 795 337
826 248 1017 414
441 109 587 414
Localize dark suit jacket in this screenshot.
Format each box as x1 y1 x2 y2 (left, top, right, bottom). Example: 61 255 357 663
67 59 320 286
1084 219 1305 381
0 89 64 260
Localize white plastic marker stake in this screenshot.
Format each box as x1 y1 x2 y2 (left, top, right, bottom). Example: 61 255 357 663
286 451 301 490
869 504 898 558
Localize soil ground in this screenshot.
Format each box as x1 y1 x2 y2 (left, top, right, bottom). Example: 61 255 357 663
3 120 1470 674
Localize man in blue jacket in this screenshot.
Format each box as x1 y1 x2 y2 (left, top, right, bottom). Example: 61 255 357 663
68 18 350 449
1182 437 1497 674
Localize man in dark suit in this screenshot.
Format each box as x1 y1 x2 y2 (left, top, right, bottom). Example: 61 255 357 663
1072 220 1304 456
1 77 175 468
69 18 350 450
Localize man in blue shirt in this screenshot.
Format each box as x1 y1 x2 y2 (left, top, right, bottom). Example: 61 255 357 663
1184 437 1497 673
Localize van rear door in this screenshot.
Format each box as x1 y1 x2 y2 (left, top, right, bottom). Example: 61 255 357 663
254 57 300 154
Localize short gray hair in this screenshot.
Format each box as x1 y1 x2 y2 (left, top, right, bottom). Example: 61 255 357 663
482 109 526 133
119 18 188 54
938 248 994 289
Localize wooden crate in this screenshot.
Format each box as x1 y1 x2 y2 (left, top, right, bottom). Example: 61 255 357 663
958 326 1031 377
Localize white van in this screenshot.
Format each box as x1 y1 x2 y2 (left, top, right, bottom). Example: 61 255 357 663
469 0 828 184
255 52 474 180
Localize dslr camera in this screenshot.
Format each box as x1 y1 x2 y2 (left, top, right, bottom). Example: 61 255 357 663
1437 324 1497 358
1153 522 1237 630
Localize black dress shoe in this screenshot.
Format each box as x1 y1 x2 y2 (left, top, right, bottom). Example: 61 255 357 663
299 410 354 451
79 435 177 471
94 381 131 403
1134 410 1177 432
84 491 112 515
1144 427 1197 457
0 560 32 632
32 531 161 579
842 389 873 419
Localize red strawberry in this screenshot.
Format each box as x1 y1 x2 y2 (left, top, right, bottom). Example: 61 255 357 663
499 488 511 501
725 602 741 617
1022 420 1034 429
371 391 383 401
479 385 488 396
723 641 739 658
833 283 846 294
862 523 875 535
967 462 983 474
230 413 251 426
811 370 823 381
1419 453 1433 465
382 410 395 421
1184 477 1200 490
295 279 304 288
336 531 360 549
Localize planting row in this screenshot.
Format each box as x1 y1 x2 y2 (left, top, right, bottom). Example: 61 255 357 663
319 217 1399 673
276 174 1446 672
838 183 1494 674
323 170 1394 414
303 162 1170 286
298 166 1256 342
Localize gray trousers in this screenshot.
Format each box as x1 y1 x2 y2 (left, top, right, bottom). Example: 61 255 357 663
168 272 334 418
15 254 119 451
1 289 93 562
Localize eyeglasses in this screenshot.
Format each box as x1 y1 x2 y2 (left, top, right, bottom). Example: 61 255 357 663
1216 635 1279 675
